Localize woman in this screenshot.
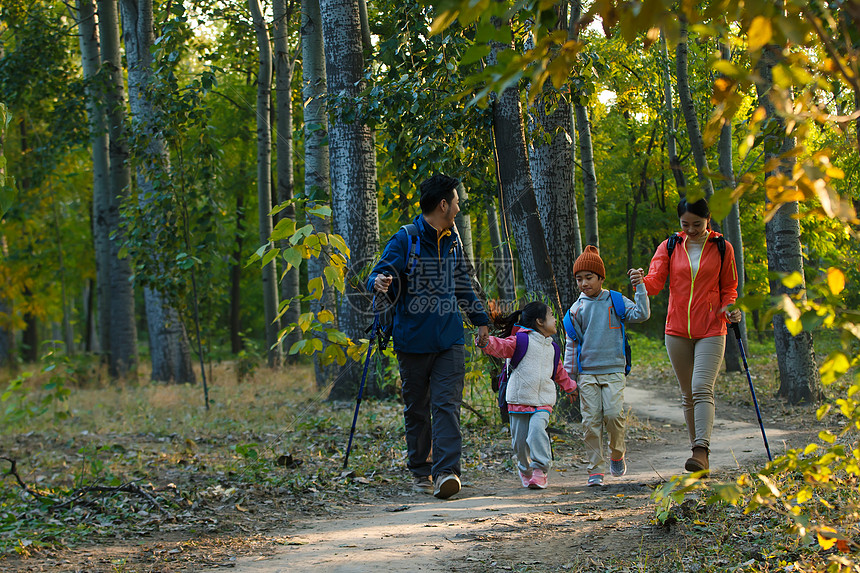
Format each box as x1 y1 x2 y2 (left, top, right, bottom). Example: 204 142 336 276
631 198 741 473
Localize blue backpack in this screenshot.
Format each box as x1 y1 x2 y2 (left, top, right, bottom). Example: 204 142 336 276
562 290 632 376
493 331 561 422
401 222 462 275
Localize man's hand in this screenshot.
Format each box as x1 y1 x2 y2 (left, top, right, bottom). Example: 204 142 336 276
476 325 489 347
374 273 393 293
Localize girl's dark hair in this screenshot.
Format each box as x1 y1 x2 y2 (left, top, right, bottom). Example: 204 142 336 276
677 197 710 219
493 301 550 338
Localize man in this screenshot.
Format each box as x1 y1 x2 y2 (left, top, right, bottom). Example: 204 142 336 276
367 174 490 499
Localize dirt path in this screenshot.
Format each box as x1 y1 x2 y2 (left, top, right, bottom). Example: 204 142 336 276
224 383 802 572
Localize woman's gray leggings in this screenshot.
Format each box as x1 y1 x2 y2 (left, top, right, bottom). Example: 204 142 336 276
665 334 726 449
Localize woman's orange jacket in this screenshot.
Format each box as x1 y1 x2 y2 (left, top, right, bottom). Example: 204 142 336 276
643 231 738 339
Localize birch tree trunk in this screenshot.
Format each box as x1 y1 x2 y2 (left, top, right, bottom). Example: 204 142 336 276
718 42 744 372
302 0 337 388
756 44 823 404
273 0 300 358
676 16 715 200
568 96 583 257
660 30 687 194
486 198 516 305
121 0 194 382
76 0 108 357
320 0 380 398
248 0 283 368
98 0 138 378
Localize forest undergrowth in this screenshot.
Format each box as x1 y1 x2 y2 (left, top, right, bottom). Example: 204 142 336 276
0 333 857 572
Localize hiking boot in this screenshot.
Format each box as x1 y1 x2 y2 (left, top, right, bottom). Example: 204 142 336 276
528 469 548 489
587 473 604 487
433 473 461 499
412 475 433 494
518 470 532 488
609 457 627 477
685 446 710 474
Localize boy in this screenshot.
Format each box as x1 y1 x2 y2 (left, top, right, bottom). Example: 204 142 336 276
563 246 650 487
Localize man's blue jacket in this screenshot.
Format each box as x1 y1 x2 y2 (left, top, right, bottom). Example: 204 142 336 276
365 215 489 353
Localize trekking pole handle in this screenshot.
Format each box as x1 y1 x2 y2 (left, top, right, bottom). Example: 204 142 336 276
731 321 742 339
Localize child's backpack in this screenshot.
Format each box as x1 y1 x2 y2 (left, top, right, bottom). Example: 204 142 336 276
562 291 632 376
493 331 561 423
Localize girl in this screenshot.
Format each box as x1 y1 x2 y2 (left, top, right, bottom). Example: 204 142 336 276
478 301 577 489
632 198 741 474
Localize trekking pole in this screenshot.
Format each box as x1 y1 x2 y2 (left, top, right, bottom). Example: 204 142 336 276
343 292 380 470
731 321 773 462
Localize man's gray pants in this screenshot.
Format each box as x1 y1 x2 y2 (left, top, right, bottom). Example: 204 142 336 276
397 345 465 480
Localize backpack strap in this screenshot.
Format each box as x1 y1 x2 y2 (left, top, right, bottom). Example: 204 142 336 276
609 290 632 376
562 309 583 374
510 331 530 369
666 233 682 259
401 224 420 276
551 341 561 382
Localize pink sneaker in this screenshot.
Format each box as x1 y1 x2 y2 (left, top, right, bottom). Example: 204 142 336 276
528 469 548 489
518 470 532 488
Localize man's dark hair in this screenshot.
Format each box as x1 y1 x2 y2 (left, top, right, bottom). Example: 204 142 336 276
419 174 459 213
677 197 710 219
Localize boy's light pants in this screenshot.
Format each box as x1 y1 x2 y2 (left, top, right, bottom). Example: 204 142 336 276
509 410 552 473
580 372 627 474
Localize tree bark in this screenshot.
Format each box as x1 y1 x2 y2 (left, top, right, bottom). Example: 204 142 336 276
717 42 744 372
488 33 560 311
248 0 283 368
660 30 687 195
568 96 583 258
574 104 600 249
76 0 110 358
98 0 138 378
230 181 245 355
756 44 823 404
528 82 580 307
302 0 337 388
273 0 301 359
320 0 380 399
121 0 194 382
454 181 475 263
676 16 715 200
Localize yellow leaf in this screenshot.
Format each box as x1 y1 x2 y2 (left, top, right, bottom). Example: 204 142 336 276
826 267 845 295
747 16 772 52
817 526 838 550
781 272 804 289
318 309 335 324
819 430 836 443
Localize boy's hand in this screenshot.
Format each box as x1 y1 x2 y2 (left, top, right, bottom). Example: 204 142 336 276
627 267 645 286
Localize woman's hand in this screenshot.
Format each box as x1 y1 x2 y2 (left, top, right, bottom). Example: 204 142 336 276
724 308 742 323
627 267 645 286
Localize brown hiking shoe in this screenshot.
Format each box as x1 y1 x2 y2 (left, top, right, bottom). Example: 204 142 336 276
685 446 709 474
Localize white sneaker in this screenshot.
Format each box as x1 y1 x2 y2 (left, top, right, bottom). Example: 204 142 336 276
433 473 461 499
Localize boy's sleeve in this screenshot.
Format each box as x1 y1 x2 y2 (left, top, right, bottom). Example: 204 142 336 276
719 240 739 312
624 283 651 323
366 230 407 294
479 334 517 359
643 240 670 296
562 304 578 377
554 360 577 393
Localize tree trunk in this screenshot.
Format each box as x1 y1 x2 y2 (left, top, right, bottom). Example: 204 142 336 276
76 0 110 359
320 0 380 400
454 181 475 263
717 42 744 372
528 82 580 307
98 0 138 378
574 104 600 249
248 0 283 368
302 0 337 388
230 183 245 355
120 0 194 382
486 197 516 306
660 30 687 194
273 0 301 359
756 44 823 405
488 34 560 311
568 96 583 258
676 16 715 201
0 100 11 367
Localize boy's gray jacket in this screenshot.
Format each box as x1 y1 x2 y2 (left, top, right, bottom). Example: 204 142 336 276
563 284 650 377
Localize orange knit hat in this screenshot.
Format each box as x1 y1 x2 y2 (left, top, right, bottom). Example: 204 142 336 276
573 245 605 278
